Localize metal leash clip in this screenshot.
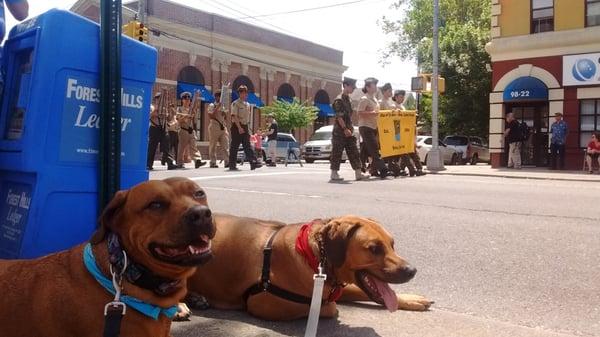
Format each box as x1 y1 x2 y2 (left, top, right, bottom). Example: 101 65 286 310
104 250 128 316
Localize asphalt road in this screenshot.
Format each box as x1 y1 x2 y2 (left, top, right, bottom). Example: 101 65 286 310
149 162 600 337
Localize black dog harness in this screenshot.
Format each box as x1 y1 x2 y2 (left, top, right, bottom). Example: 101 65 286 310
242 226 343 305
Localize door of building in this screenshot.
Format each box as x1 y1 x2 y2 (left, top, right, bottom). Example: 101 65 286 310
506 104 549 166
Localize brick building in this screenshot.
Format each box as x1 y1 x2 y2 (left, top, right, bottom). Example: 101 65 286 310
70 0 346 148
486 0 600 169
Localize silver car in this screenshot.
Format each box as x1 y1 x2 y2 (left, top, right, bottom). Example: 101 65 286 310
416 136 461 165
443 135 490 165
302 125 360 163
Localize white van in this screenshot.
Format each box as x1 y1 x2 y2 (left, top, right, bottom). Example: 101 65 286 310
302 125 360 163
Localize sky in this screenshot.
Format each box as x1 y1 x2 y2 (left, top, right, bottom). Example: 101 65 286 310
5 0 417 90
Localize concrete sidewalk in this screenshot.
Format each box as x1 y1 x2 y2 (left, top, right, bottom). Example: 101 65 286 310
427 164 600 182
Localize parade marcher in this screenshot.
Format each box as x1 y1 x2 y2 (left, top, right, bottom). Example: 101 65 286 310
264 114 278 166
393 90 426 177
357 77 388 178
379 84 406 177
207 91 230 168
549 112 568 170
228 85 261 171
330 77 368 181
166 93 180 165
176 90 206 169
146 91 176 170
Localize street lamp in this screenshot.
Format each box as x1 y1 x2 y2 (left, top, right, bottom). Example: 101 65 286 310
426 0 445 171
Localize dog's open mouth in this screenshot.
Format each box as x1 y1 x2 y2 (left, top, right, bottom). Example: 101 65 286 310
150 234 212 266
355 270 398 312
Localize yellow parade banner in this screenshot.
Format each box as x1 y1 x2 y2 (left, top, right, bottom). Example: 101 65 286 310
376 110 417 158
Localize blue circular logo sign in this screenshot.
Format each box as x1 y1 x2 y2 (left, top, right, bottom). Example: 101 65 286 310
572 59 597 81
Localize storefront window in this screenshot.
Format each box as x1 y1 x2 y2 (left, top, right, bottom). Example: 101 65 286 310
580 99 600 147
587 0 600 27
532 0 554 33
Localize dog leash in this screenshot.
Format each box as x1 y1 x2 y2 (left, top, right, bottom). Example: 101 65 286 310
103 251 128 337
304 264 327 337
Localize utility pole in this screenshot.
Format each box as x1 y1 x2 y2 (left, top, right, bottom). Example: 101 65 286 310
138 0 147 24
426 0 445 171
99 0 122 214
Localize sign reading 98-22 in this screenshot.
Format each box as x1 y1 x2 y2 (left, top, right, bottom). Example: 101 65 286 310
59 73 146 166
563 53 600 86
509 90 532 99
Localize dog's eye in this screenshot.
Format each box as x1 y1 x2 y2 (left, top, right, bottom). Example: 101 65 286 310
193 190 206 200
368 244 384 256
147 201 166 210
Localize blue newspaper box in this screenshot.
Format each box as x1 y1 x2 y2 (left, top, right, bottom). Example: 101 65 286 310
0 10 157 258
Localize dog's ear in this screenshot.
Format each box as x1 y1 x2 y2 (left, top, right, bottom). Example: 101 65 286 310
320 218 361 268
90 190 128 244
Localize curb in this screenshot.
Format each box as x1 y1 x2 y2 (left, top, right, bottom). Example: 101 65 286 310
427 171 600 183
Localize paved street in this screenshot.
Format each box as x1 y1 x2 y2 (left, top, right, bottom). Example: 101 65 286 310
150 163 600 337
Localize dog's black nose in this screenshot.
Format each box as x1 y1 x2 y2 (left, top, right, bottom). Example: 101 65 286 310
182 205 212 227
392 265 417 283
403 265 417 279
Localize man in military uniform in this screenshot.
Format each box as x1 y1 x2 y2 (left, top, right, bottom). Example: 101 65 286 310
146 92 176 170
393 90 425 176
228 85 261 171
330 77 368 181
207 91 229 168
176 91 206 169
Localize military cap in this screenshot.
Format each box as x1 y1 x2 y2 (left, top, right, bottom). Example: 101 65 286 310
342 77 357 87
381 83 392 92
180 91 192 99
394 89 406 97
364 77 379 86
237 85 248 93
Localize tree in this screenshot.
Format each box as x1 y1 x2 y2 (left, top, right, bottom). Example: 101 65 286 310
404 92 417 110
260 98 318 133
381 0 491 138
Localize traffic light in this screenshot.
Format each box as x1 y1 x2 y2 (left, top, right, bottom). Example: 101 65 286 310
122 21 134 38
411 74 445 94
133 21 149 43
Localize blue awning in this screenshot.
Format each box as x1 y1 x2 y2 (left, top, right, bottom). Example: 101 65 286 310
503 77 548 102
277 96 294 103
177 82 215 103
231 92 264 107
315 103 334 117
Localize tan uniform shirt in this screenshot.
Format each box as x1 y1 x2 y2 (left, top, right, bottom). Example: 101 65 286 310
208 103 227 127
357 94 380 129
177 106 194 130
231 99 251 125
379 97 396 110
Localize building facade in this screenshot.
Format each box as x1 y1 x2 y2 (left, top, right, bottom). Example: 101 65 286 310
71 0 346 147
486 0 600 169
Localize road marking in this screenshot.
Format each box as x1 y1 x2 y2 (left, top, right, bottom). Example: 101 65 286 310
189 171 317 181
204 186 323 199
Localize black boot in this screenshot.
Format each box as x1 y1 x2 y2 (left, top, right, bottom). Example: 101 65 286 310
195 160 207 169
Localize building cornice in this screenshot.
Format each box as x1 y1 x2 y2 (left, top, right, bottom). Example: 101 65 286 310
486 26 600 62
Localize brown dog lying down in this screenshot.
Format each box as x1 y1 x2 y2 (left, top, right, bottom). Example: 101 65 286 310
185 214 432 321
0 177 215 337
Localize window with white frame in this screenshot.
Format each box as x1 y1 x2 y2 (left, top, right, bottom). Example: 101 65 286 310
532 0 554 33
580 99 600 147
587 0 600 27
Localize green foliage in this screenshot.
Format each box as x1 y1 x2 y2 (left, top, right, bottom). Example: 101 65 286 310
381 0 491 138
404 92 417 110
261 98 318 133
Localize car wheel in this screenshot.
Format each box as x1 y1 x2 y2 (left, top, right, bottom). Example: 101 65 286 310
305 158 315 164
470 154 478 165
450 154 458 166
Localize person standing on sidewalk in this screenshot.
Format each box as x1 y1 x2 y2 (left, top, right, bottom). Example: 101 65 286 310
504 112 522 169
207 91 230 168
549 112 568 170
357 77 389 178
264 114 278 166
228 85 261 171
330 77 368 181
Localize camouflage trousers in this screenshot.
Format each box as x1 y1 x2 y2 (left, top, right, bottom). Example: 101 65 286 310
330 134 361 171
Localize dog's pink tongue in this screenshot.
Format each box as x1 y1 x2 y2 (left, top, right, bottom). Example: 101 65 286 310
372 277 398 312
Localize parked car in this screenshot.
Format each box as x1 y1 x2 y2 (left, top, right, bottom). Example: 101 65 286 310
237 132 301 163
443 135 490 165
302 125 360 163
416 136 461 165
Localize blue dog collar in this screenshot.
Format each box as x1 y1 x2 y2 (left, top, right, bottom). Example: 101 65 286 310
83 243 179 320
